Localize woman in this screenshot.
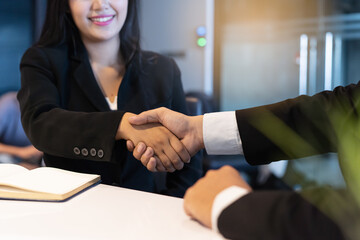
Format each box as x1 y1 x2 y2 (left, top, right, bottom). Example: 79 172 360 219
18 0 202 197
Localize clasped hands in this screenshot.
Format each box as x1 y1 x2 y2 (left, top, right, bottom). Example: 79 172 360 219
118 108 253 230
117 108 203 172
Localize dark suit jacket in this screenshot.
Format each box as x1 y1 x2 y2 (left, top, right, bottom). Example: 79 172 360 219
217 83 360 239
18 41 202 197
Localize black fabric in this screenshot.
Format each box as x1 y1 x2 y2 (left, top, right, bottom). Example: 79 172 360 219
236 82 360 165
218 191 345 240
18 42 202 197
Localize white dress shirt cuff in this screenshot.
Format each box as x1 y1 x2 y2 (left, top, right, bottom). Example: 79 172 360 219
211 186 249 232
203 111 243 155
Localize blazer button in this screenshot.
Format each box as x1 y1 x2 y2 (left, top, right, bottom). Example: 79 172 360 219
98 149 104 159
73 147 80 155
90 148 97 157
81 148 89 156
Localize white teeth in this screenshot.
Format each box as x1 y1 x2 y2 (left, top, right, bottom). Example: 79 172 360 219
91 16 113 22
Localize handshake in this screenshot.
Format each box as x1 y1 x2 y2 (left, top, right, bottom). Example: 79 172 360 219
117 107 204 172
118 107 252 230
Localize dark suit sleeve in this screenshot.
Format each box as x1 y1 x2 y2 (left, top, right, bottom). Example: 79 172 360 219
18 47 124 162
217 191 345 240
236 82 360 165
164 58 203 197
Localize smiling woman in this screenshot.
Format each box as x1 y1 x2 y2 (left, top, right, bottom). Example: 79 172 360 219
69 0 128 42
17 0 202 197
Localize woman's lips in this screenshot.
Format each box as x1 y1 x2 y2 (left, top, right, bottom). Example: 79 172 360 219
89 15 115 26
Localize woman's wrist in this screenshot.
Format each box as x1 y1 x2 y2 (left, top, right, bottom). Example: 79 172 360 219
116 112 135 140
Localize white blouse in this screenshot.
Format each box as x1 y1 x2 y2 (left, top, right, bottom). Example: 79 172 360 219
105 96 118 111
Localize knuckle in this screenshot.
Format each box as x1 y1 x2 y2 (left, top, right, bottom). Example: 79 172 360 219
185 187 193 197
163 160 172 169
147 165 154 172
154 138 164 145
172 156 181 164
141 157 149 166
140 160 147 166
133 150 142 160
159 165 167 172
133 152 140 160
172 142 183 152
221 165 234 172
206 169 215 176
175 161 184 170
147 148 154 156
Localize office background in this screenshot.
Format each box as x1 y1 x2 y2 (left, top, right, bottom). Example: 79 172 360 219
1 0 360 190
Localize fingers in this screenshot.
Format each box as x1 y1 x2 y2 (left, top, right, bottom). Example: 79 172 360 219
126 140 135 152
132 142 147 160
140 147 154 169
163 146 184 171
136 147 176 173
137 139 188 172
136 130 184 172
130 142 177 173
154 157 167 172
170 137 191 164
126 116 190 172
143 156 169 173
128 107 166 125
146 155 157 172
158 151 176 172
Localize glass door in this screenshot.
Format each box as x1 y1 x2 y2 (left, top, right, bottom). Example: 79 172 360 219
214 0 360 189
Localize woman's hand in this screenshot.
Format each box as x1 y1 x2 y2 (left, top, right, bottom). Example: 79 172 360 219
117 113 190 172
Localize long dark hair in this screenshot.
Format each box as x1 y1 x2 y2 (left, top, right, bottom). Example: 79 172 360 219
36 0 141 66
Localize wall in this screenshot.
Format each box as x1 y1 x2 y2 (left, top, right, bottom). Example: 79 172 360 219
0 1 33 94
139 0 212 93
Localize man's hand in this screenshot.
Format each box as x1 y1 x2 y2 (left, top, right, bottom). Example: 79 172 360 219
126 107 204 170
183 166 252 228
117 112 190 172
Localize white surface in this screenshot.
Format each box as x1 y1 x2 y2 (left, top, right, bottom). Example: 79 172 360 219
0 184 224 240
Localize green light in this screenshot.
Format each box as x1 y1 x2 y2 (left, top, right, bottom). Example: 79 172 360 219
197 37 207 47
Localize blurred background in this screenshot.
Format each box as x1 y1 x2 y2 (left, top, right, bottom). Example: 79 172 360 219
1 0 360 190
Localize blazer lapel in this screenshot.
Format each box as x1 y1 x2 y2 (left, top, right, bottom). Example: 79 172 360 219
70 47 110 112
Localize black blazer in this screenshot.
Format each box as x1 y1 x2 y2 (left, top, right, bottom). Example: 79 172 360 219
217 83 360 239
18 42 202 197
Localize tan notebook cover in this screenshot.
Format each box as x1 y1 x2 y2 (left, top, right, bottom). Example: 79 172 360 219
0 164 100 201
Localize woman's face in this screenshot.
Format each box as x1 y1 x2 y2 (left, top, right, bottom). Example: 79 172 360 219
69 0 128 42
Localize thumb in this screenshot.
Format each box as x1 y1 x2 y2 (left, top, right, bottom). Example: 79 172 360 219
128 109 163 125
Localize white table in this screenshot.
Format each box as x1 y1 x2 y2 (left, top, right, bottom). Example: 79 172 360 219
0 184 225 240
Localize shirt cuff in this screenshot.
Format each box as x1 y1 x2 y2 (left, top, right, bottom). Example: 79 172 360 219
211 186 249 232
203 111 243 155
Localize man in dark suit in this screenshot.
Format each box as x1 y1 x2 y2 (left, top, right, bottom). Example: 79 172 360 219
126 82 360 239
